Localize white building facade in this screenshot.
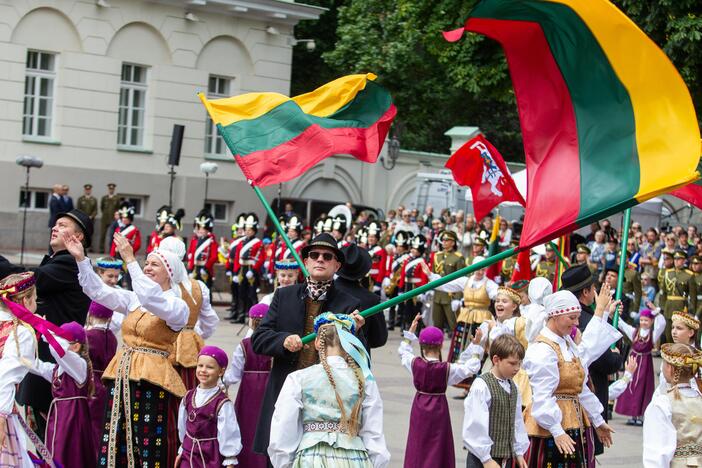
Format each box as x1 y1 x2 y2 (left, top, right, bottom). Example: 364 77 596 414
0 0 473 252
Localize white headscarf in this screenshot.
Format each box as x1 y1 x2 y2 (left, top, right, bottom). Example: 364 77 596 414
543 290 581 318
156 237 192 297
528 277 553 306
147 248 183 295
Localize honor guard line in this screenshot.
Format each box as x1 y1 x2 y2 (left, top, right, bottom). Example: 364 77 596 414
300 216 630 345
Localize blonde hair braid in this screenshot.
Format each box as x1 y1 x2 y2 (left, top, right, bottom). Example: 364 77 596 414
317 324 352 434
78 342 95 398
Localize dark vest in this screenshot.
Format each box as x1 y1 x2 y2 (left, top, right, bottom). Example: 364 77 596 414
480 372 517 459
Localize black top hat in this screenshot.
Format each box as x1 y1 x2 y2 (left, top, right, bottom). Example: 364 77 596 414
338 244 371 281
301 233 345 264
560 263 594 293
56 209 94 248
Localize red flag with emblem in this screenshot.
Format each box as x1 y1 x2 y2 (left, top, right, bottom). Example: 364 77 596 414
445 135 526 222
510 249 534 282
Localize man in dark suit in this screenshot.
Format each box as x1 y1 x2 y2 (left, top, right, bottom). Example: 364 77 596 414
48 184 67 229
561 263 622 456
251 233 361 460
2 208 93 438
335 243 388 353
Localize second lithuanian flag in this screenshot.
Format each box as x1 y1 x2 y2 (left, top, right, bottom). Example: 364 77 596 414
199 73 396 187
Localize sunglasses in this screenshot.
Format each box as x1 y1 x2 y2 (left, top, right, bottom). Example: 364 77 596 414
308 251 336 262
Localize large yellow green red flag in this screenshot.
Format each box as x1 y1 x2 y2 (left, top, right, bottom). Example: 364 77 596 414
444 0 700 249
199 73 396 187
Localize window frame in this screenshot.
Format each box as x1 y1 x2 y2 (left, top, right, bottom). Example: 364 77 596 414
117 63 148 149
205 200 229 222
18 188 51 212
204 75 233 157
121 195 146 218
23 50 57 140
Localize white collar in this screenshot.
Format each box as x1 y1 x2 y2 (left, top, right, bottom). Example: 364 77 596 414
195 385 221 398
326 355 348 368
540 326 571 346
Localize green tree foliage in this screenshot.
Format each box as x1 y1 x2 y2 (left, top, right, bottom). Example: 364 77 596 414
292 0 701 159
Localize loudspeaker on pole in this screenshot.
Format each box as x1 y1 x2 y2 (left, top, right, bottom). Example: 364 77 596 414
168 124 185 166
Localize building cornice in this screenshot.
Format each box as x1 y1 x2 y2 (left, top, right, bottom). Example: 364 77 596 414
147 0 326 24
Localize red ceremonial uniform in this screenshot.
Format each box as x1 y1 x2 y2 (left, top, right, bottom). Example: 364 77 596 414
226 236 245 274
234 236 265 274
146 230 161 254
187 232 218 276
398 255 429 290
110 224 141 256
367 244 387 285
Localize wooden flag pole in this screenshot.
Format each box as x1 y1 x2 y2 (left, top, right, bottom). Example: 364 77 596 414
301 246 518 344
613 208 632 329
251 184 310 278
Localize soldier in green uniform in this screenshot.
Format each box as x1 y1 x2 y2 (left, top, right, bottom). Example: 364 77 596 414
622 261 643 323
658 250 674 286
431 230 465 331
99 183 121 253
574 243 597 282
690 255 702 319
659 249 697 342
77 184 97 220
500 238 519 284
465 237 487 265
535 243 557 283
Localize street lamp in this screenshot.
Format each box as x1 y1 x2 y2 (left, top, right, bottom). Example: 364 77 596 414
16 155 43 265
199 162 218 210
381 135 400 170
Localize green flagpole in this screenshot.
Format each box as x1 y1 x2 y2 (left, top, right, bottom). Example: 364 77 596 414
548 240 570 269
301 246 518 344
613 208 632 329
251 184 309 278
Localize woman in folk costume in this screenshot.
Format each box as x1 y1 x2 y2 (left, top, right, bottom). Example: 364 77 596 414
224 303 272 468
85 301 119 452
65 231 189 468
614 304 665 425
398 313 483 468
643 343 702 467
268 312 390 468
522 290 621 468
30 321 95 467
520 277 553 344
177 346 242 467
0 272 72 467
423 256 498 386
159 236 219 390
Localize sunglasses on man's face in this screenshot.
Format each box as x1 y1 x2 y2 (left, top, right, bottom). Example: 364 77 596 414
308 251 335 262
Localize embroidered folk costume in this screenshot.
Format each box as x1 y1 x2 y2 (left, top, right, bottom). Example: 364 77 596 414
398 326 483 468
268 313 390 468
177 347 242 467
643 343 702 467
76 250 188 468
523 291 621 468
224 303 271 468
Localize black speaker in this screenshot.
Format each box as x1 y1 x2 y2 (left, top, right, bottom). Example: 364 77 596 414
168 124 185 166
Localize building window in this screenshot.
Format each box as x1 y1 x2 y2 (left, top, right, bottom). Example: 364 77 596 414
205 201 228 222
18 188 50 210
205 76 231 156
122 196 145 217
118 64 147 148
23 51 56 138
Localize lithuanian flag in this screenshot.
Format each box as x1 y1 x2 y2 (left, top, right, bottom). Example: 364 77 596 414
199 73 396 187
444 0 700 249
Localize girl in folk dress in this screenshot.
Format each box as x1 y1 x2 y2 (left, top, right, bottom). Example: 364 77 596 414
614 305 665 425
398 313 483 468
66 232 189 468
30 321 96 467
269 313 390 468
176 346 242 468
259 259 301 306
643 343 702 467
657 312 700 394
85 301 118 451
224 303 271 468
0 272 69 467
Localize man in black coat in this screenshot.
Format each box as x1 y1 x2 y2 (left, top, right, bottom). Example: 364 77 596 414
335 243 388 353
561 263 622 456
3 209 93 438
251 233 361 460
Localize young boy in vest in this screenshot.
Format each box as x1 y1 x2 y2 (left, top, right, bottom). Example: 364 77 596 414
463 334 529 468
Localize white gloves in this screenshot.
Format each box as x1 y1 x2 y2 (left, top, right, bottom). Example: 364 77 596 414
225 271 232 277
245 270 254 279
381 277 391 288
232 275 240 284
451 299 462 312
